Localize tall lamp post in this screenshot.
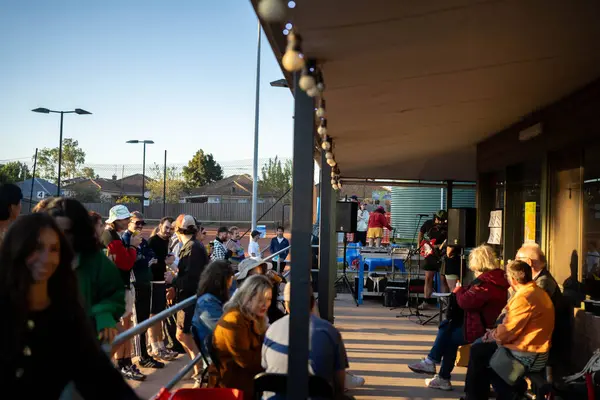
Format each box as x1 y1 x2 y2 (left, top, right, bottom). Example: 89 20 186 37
31 107 92 196
251 19 262 233
126 140 154 212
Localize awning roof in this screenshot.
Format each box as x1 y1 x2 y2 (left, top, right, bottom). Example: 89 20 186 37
254 0 600 181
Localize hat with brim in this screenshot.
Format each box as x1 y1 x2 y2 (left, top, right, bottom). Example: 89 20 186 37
235 258 272 281
106 205 131 223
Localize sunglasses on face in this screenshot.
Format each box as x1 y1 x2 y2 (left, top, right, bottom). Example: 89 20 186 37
134 221 146 227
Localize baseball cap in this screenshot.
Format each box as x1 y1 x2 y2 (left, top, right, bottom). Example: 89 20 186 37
106 205 131 223
283 281 313 302
175 214 196 231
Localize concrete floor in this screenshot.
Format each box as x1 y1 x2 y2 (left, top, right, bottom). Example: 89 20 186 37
130 294 465 399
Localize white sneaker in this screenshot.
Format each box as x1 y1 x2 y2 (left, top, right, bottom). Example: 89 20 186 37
408 358 436 375
345 371 365 390
425 374 452 391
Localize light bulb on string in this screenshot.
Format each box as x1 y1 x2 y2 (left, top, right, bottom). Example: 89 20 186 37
317 119 327 136
288 1 296 8
316 98 326 118
299 60 317 92
321 137 331 151
306 87 319 97
326 158 337 167
325 151 334 160
331 178 337 185
258 0 286 23
315 69 325 93
332 183 339 190
282 32 305 72
338 180 343 189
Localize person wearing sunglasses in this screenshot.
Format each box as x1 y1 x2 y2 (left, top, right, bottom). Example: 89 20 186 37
123 211 164 369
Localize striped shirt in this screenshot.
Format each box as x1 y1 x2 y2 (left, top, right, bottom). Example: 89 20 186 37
511 349 549 372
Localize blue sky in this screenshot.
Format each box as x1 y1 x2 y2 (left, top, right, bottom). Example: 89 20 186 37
0 0 294 167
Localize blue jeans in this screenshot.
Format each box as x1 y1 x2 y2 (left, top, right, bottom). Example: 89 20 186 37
428 321 467 380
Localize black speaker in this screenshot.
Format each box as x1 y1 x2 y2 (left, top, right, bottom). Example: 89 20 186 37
336 201 358 233
447 208 477 248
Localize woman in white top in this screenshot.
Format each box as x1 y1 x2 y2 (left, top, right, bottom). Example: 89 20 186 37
355 203 369 246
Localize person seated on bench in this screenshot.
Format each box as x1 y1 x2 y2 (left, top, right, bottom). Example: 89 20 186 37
462 260 555 400
408 245 509 391
209 275 272 397
192 260 234 355
262 282 364 399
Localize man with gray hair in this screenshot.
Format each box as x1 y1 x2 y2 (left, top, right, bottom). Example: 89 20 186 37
516 243 560 303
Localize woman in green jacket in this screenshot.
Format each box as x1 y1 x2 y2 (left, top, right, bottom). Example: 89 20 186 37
43 198 125 344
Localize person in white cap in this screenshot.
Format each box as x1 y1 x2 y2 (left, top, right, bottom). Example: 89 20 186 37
100 204 145 381
262 282 365 398
165 214 209 385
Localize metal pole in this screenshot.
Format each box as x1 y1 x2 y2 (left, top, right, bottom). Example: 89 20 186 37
29 148 38 213
287 71 314 400
142 142 146 213
56 112 64 196
318 153 336 322
163 150 167 216
251 19 262 232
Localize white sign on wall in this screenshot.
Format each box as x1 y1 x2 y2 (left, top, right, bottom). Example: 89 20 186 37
36 191 46 199
487 210 503 245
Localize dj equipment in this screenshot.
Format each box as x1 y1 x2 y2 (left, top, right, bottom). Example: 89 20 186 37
335 201 358 233
447 208 477 248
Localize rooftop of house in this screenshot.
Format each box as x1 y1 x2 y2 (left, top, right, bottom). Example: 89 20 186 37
64 173 151 195
185 174 255 197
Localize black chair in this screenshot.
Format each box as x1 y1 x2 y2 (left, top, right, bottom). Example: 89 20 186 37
253 372 334 400
191 325 211 387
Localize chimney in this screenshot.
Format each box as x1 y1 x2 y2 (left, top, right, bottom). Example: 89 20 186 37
112 174 117 181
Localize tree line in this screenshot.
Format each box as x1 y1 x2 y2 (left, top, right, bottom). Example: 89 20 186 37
1 139 292 203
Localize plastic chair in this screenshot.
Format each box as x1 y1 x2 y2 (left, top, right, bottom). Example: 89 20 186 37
170 388 243 399
253 372 334 400
190 325 211 387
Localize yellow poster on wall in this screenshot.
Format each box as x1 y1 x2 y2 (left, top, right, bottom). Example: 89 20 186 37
524 202 536 243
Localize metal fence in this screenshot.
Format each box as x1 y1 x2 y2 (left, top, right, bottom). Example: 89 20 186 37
83 201 291 228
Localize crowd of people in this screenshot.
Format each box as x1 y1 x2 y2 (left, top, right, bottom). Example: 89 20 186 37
1 182 368 399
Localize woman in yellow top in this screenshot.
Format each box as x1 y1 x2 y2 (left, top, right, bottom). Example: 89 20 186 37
462 260 555 400
209 275 272 399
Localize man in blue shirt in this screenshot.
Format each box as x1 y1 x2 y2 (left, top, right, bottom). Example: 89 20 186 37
262 283 352 398
269 226 290 272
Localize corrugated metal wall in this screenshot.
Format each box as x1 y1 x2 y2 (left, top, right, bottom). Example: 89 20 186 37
391 187 476 239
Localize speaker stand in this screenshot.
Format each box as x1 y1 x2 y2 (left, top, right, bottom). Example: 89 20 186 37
334 234 359 307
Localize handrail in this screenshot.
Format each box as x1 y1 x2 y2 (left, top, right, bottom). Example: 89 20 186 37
110 245 291 351
153 353 204 400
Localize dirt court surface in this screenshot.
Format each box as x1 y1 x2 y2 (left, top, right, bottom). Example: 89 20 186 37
140 225 286 257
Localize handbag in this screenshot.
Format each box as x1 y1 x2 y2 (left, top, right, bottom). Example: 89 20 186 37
489 346 537 386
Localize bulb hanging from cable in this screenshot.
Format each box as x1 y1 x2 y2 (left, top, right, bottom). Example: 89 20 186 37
315 69 325 93
326 158 337 167
316 98 326 118
299 60 317 92
325 151 334 160
332 182 339 191
282 31 305 72
321 136 331 151
317 119 327 136
258 0 286 22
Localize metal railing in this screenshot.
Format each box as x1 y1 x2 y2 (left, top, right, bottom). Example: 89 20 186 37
109 245 292 396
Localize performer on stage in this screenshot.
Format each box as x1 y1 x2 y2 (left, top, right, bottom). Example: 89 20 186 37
418 210 448 307
367 206 392 247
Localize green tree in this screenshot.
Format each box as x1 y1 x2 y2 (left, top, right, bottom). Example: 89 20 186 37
36 139 86 183
0 161 31 184
182 149 224 188
116 196 140 204
146 163 187 203
259 156 292 198
81 167 96 179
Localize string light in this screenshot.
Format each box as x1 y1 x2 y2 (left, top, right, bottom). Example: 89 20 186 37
299 60 317 92
285 22 293 30
317 119 327 136
321 136 331 151
332 182 339 190
316 98 326 118
288 1 296 8
325 151 334 160
282 32 305 72
258 0 286 22
326 158 337 167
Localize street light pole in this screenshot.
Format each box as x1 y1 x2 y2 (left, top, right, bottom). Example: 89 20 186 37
31 107 92 196
126 140 154 213
251 19 262 233
57 112 64 196
142 141 147 213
